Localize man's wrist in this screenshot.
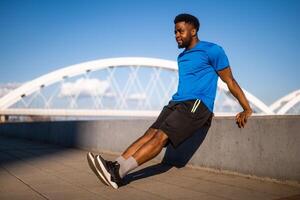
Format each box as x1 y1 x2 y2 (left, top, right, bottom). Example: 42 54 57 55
244 108 253 113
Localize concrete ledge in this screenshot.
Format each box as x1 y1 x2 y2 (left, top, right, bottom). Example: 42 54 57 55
0 115 299 184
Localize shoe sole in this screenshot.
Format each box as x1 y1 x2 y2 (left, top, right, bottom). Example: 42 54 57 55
95 155 119 189
86 152 109 186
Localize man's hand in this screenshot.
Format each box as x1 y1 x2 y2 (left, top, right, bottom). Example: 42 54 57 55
236 109 252 128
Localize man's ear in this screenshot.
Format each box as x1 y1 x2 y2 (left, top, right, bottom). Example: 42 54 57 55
191 28 197 37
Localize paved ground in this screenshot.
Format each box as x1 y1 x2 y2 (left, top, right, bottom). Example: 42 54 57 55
0 135 299 200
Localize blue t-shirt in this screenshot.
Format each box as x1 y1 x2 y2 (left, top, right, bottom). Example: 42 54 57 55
171 41 230 112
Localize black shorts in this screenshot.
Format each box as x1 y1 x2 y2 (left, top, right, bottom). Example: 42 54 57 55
150 99 213 148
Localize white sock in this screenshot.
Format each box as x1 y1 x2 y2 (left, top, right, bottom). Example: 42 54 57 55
116 156 138 178
115 156 126 164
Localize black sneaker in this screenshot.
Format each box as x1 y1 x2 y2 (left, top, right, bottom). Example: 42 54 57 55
86 152 109 186
95 155 123 189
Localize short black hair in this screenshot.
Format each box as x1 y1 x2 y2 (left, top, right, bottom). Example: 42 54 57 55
174 13 200 32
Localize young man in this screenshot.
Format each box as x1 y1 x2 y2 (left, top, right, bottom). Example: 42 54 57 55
87 13 253 189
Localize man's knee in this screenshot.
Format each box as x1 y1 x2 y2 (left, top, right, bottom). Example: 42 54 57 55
144 128 158 138
153 129 169 146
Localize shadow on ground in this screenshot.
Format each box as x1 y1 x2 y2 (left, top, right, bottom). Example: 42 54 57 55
124 126 210 185
0 121 95 166
0 135 71 167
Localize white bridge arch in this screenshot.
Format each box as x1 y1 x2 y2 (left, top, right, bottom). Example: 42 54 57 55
270 89 300 114
0 57 274 118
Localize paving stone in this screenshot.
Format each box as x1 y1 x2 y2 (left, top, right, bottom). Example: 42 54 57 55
195 171 300 197
88 185 165 200
189 179 277 200
42 189 104 200
130 179 212 199
0 193 45 200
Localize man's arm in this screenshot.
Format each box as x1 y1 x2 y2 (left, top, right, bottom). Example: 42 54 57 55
217 67 253 128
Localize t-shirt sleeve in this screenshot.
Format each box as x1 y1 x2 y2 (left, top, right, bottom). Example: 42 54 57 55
208 45 230 71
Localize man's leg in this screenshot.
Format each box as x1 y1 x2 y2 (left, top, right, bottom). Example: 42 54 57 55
95 129 169 188
132 129 168 165
94 101 175 188
115 129 168 180
120 128 158 159
115 129 168 175
118 102 174 160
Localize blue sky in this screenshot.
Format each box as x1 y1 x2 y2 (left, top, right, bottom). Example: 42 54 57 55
0 0 299 104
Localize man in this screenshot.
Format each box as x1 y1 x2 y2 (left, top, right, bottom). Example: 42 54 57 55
87 13 253 189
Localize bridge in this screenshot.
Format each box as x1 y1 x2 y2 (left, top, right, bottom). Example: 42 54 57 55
3 57 300 122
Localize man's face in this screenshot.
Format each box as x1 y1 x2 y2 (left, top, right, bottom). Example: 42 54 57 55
174 22 194 49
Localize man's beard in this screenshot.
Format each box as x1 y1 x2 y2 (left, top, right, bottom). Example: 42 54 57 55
177 44 185 49
177 39 190 49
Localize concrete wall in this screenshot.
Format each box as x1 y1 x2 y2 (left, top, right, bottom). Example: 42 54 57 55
0 116 299 184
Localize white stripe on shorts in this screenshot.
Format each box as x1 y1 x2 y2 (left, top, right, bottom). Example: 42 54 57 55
191 99 201 113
